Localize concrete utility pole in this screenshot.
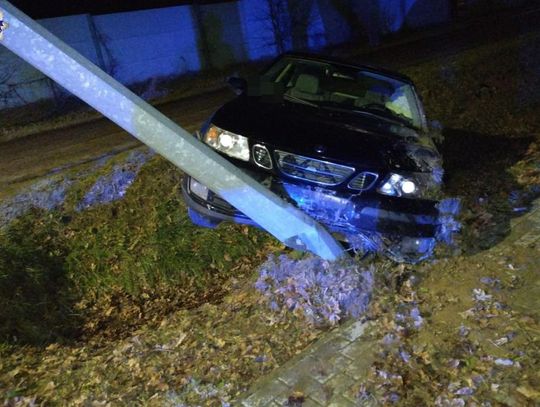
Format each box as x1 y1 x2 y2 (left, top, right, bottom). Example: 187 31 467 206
0 1 346 260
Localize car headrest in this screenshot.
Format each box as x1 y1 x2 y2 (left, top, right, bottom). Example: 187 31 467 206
294 74 320 94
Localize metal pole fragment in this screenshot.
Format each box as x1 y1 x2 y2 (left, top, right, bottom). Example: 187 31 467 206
0 1 346 260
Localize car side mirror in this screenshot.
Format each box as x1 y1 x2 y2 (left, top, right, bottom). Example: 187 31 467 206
226 76 247 95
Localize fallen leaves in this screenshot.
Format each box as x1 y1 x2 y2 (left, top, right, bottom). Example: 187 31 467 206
517 385 540 401
288 391 305 405
0 276 323 406
360 246 540 406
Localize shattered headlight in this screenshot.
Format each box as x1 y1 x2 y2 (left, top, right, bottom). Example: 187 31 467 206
377 172 441 200
203 124 250 161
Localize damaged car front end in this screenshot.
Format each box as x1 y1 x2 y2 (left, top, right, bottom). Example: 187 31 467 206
182 53 459 263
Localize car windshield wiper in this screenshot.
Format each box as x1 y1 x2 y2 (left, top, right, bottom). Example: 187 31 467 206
283 93 319 108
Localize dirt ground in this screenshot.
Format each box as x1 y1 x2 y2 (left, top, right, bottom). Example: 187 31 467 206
360 218 540 405
0 88 231 194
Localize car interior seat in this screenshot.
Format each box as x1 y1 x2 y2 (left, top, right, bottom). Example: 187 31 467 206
288 73 325 101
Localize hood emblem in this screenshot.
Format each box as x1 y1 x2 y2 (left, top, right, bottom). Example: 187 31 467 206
314 144 326 154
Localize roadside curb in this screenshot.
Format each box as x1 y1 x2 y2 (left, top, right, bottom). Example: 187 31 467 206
239 320 376 406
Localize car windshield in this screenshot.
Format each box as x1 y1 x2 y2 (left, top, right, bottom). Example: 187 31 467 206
258 56 423 129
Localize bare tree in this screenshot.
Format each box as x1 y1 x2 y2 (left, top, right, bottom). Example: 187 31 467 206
287 0 315 50
267 0 291 53
191 2 214 69
259 0 315 53
0 65 27 109
88 15 118 78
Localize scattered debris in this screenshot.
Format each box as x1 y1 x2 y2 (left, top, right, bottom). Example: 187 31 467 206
472 288 492 302
0 176 72 228
494 358 514 367
76 150 153 210
255 255 374 326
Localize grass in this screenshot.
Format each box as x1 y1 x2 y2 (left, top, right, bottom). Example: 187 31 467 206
401 32 540 254
361 236 540 405
0 209 77 344
403 32 540 135
0 275 323 405
354 32 540 405
0 150 278 345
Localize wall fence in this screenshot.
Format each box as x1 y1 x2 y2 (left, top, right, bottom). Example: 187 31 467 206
0 0 453 109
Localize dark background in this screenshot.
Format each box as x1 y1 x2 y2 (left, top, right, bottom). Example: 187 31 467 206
8 0 235 18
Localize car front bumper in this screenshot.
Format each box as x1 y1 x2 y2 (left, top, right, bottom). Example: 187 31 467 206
181 174 441 240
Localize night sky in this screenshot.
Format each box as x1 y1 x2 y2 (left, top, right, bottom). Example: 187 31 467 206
9 0 235 19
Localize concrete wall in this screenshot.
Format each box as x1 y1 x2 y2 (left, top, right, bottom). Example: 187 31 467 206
0 14 99 108
405 0 451 29
195 2 248 69
0 0 454 110
463 0 528 6
317 0 355 45
93 7 200 84
353 0 451 45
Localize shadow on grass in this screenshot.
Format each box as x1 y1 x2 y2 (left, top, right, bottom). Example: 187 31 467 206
440 128 536 254
0 209 80 345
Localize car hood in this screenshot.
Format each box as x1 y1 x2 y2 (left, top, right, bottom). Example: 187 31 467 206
211 96 438 173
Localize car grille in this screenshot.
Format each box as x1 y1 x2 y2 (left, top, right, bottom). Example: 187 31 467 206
348 172 379 190
274 150 355 186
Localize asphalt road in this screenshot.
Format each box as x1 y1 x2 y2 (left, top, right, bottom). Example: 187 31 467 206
1 5 539 195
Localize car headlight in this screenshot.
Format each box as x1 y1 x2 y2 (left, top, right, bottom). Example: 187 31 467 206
377 172 441 199
203 124 249 161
